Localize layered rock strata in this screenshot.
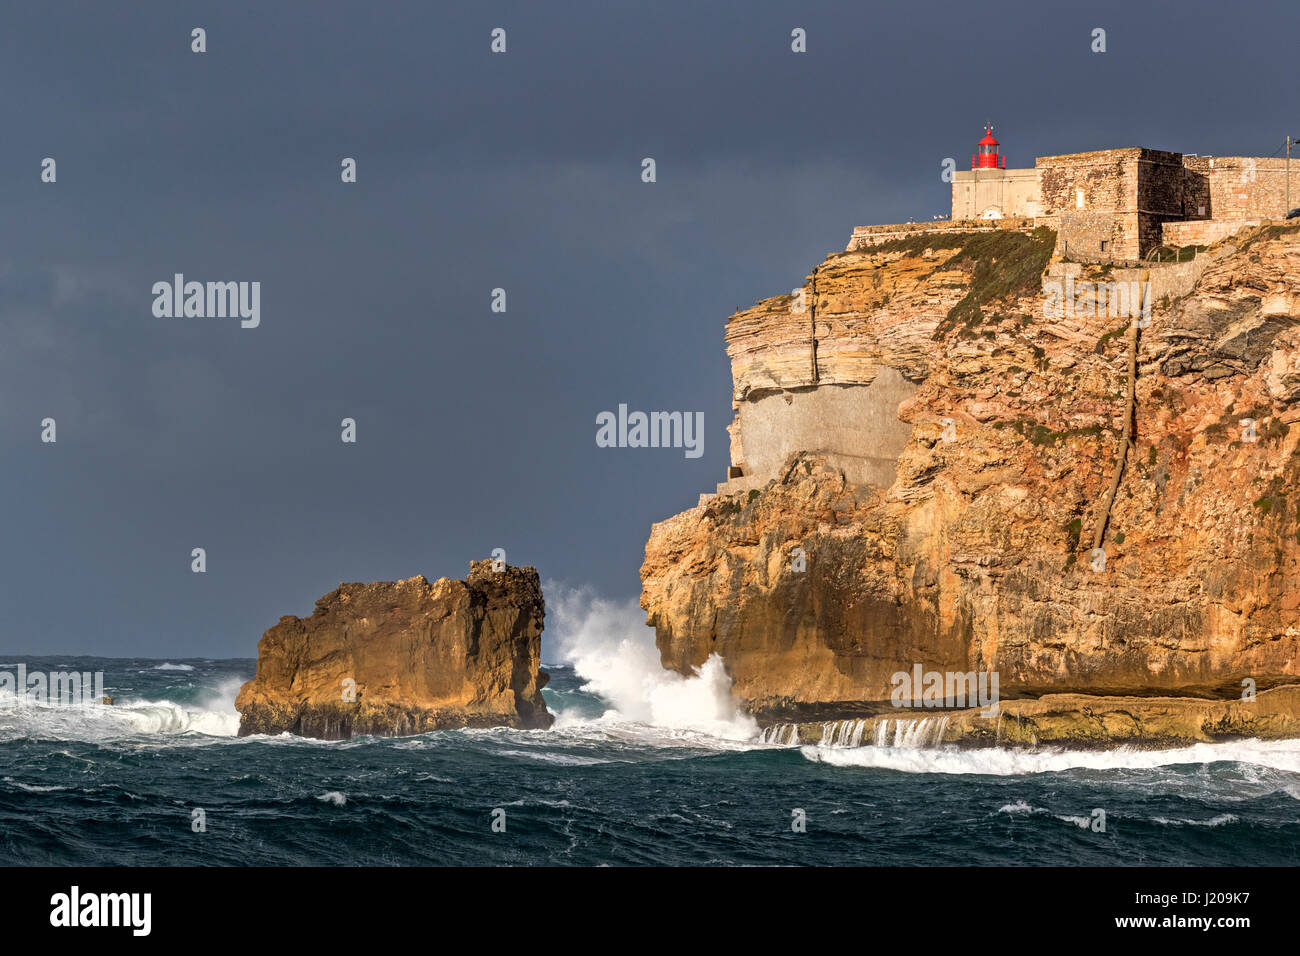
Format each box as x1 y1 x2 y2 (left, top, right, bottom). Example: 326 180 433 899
643 224 1300 744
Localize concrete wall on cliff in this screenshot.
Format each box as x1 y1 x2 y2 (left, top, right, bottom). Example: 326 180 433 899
734 370 917 488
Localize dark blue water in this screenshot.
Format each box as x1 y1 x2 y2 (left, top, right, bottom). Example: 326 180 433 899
1 656 1298 865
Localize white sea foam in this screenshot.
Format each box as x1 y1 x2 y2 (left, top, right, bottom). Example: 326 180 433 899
2 776 70 792
994 801 1092 827
998 804 1240 828
804 737 1300 775
544 584 759 741
996 799 1035 814
152 663 195 671
316 791 347 806
1152 813 1239 827
0 676 242 740
494 749 612 766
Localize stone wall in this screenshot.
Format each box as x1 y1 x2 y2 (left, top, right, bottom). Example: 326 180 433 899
1138 150 1188 216
1182 162 1211 219
1037 148 1139 216
1044 248 1223 315
1162 218 1262 248
1052 209 1127 261
1035 148 1185 259
1111 256 1215 303
928 147 1295 265
1184 156 1296 220
1037 149 1138 258
950 167 1041 219
1136 150 1188 255
847 217 1035 251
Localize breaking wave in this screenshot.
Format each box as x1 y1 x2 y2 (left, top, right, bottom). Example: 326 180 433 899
995 800 1094 828
803 737 1300 775
0 677 242 741
543 584 759 741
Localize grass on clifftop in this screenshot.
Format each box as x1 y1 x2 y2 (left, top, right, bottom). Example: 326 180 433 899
845 230 984 259
933 227 1057 337
773 228 1056 329
1230 220 1300 260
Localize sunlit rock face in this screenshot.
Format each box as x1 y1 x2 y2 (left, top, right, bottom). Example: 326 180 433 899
237 562 552 739
643 225 1300 742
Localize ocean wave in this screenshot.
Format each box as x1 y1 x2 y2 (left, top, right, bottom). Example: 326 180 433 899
1152 813 1239 827
376 720 760 756
151 663 195 671
0 677 243 741
492 749 612 766
994 800 1093 828
537 712 767 754
543 584 758 741
2 776 70 792
803 738 1300 775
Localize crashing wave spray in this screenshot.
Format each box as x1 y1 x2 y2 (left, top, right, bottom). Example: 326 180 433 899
823 718 867 747
891 716 949 748
544 584 759 740
759 724 800 745
809 717 951 750
0 676 241 740
807 737 1300 776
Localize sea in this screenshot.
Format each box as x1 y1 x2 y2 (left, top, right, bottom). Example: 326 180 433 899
2 589 1298 867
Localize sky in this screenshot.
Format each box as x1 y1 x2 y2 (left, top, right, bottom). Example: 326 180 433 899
2 0 1296 657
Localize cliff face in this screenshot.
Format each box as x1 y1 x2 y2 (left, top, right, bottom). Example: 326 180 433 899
641 224 1300 742
721 230 1055 491
236 562 552 739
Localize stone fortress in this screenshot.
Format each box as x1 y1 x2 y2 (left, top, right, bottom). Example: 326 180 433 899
862 125 1296 261
710 126 1299 502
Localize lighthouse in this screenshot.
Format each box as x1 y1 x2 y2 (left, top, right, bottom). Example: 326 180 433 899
972 125 1005 170
951 125 1038 221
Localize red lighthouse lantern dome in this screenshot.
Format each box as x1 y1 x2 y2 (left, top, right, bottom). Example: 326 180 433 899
972 125 1005 170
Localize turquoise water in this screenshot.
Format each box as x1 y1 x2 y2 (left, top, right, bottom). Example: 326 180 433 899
0 656 1298 866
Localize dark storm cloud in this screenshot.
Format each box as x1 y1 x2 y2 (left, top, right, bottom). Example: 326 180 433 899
0 0 1294 655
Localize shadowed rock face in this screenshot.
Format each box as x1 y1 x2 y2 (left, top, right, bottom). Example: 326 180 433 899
236 562 552 739
642 224 1300 743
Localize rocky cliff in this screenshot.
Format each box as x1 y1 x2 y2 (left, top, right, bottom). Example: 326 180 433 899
641 223 1300 745
236 561 552 739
